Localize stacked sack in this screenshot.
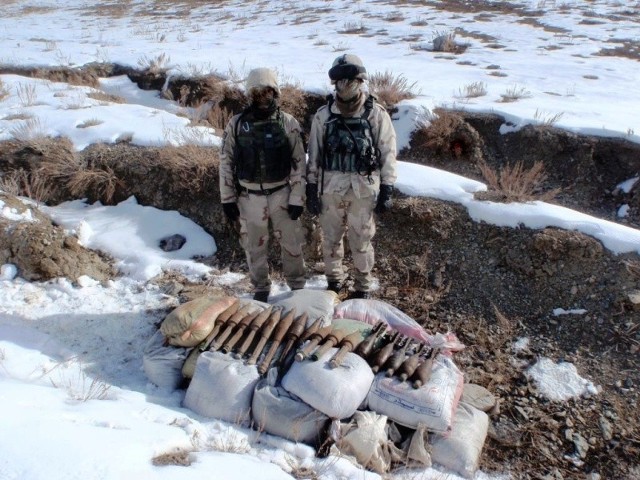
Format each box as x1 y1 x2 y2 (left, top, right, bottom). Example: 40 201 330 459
142 291 492 479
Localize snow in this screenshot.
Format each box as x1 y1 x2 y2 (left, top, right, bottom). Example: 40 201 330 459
1 0 636 478
526 357 600 401
552 308 588 316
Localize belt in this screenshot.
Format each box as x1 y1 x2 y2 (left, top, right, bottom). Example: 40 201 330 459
239 183 288 196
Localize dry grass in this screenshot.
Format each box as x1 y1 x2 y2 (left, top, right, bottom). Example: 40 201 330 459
0 168 53 203
499 85 532 102
476 159 560 203
414 108 462 152
595 40 640 61
10 118 48 141
137 53 171 73
76 118 104 128
279 83 308 126
455 81 487 99
368 71 419 110
3 113 33 121
67 167 123 204
50 366 112 402
206 103 233 132
533 109 564 127
157 145 219 191
338 21 368 34
151 449 193 467
16 82 38 106
87 91 126 104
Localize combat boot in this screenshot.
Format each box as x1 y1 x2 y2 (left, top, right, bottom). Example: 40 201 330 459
253 291 270 303
348 290 370 300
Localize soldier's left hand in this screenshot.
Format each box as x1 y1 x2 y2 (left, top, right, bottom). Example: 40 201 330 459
288 204 304 220
375 184 393 214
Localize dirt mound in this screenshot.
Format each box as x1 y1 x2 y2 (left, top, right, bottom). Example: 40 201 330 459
0 192 115 282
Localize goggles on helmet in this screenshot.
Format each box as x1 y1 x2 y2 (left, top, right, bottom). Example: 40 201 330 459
328 63 366 81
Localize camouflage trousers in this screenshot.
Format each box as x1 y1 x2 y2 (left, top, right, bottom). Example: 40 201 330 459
237 186 306 293
319 189 376 292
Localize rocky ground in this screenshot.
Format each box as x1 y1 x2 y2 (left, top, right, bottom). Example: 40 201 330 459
1 67 639 480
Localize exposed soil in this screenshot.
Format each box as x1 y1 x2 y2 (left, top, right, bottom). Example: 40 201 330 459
0 66 639 479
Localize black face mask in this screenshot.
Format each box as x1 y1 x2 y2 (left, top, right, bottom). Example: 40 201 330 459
251 98 277 119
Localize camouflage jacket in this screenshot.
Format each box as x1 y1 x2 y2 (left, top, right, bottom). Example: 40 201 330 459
307 95 397 198
219 109 306 206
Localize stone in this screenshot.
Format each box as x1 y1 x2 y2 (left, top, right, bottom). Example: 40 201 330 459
598 416 613 441
461 383 497 412
573 433 589 459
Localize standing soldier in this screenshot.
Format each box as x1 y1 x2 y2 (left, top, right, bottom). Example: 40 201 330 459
219 68 306 302
306 54 397 299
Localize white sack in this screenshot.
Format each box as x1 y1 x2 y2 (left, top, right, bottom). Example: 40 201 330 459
281 348 374 419
366 355 464 432
272 289 338 326
334 300 464 352
252 368 329 444
336 411 392 474
430 402 489 479
142 329 190 390
183 351 259 425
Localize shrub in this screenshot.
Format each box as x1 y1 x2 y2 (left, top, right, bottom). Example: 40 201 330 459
455 81 487 99
476 159 560 203
368 70 419 110
499 85 532 102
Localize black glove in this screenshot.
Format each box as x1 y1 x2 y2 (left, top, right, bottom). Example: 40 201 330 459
288 204 303 220
306 183 321 216
222 202 240 222
375 184 393 214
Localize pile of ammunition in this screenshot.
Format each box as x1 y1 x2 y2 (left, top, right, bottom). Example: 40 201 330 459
195 299 437 387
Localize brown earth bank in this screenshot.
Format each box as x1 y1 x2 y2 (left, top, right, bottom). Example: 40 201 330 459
0 67 639 479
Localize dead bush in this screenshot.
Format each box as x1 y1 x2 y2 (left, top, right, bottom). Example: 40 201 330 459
0 168 52 203
475 159 560 203
206 103 233 132
151 449 193 467
67 166 123 204
157 145 219 192
368 70 419 110
87 91 126 104
280 83 309 126
414 108 463 152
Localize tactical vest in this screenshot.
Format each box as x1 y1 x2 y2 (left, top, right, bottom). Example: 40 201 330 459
234 108 293 184
322 95 381 176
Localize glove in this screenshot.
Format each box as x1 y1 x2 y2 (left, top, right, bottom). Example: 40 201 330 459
374 184 393 214
306 183 321 216
222 202 240 222
288 204 303 220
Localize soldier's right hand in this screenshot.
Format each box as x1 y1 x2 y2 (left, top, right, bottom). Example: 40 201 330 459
305 184 322 215
222 202 240 222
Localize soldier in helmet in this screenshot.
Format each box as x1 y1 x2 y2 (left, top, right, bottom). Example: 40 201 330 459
306 54 397 299
219 68 306 302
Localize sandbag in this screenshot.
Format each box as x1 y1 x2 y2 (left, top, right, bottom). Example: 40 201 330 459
333 411 394 474
281 348 374 419
142 329 190 390
160 295 237 347
366 355 464 432
430 402 489 479
271 289 338 326
333 299 464 352
183 351 259 425
181 344 202 379
252 368 329 444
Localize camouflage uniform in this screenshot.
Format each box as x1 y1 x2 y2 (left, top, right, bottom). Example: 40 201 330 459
307 90 397 293
219 69 306 297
